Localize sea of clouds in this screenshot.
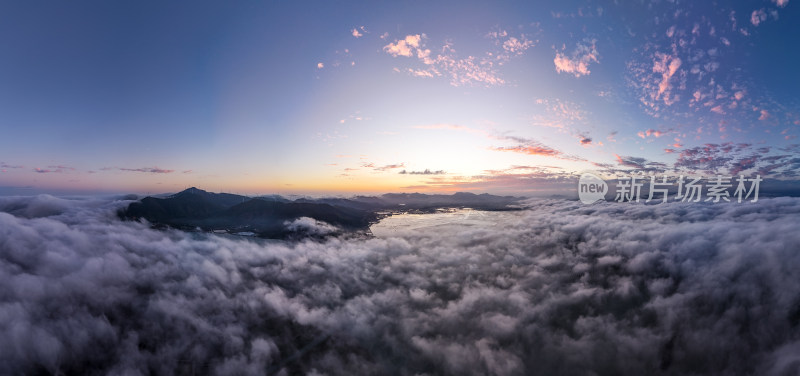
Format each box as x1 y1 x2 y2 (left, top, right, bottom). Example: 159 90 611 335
2 194 800 375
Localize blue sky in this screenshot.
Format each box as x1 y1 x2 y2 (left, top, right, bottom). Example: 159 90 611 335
1 0 799 195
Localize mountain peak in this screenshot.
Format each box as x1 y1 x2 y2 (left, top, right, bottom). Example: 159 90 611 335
176 187 207 196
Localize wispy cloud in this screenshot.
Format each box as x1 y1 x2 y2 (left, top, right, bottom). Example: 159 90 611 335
553 39 599 77
399 169 446 175
669 142 800 177
674 143 741 172
614 154 647 169
402 165 573 193
532 98 587 129
338 111 368 124
637 129 670 139
383 30 535 86
751 9 768 26
33 165 75 174
491 145 561 157
119 167 174 174
1 162 23 169
488 29 537 64
654 53 683 105
374 163 405 171
351 26 366 38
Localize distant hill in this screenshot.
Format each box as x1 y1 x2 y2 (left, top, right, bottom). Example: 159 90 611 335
294 191 521 212
123 187 248 221
378 191 520 209
120 187 523 239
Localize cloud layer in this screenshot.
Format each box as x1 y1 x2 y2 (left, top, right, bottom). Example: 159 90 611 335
2 195 800 375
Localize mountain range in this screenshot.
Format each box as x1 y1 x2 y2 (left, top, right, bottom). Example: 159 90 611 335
120 187 523 239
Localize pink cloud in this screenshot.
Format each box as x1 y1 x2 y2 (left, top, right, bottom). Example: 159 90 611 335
487 29 537 64
407 68 433 77
759 109 771 120
553 39 599 77
502 37 534 55
532 98 586 129
653 52 682 104
351 26 366 38
383 34 422 57
751 9 767 26
384 34 514 86
383 30 537 87
710 105 726 114
492 145 561 157
638 129 669 138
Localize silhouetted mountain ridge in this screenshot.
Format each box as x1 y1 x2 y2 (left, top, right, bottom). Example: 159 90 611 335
120 187 523 239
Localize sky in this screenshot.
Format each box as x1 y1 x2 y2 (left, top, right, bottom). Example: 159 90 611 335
1 0 799 195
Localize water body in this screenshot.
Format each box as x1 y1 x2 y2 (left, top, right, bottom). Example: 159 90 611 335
370 208 512 237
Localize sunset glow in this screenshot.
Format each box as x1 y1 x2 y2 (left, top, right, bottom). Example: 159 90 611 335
1 1 799 195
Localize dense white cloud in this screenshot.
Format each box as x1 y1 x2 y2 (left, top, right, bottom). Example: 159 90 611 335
284 217 338 236
1 195 800 374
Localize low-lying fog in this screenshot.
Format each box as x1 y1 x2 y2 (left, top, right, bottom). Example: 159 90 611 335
2 194 800 375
